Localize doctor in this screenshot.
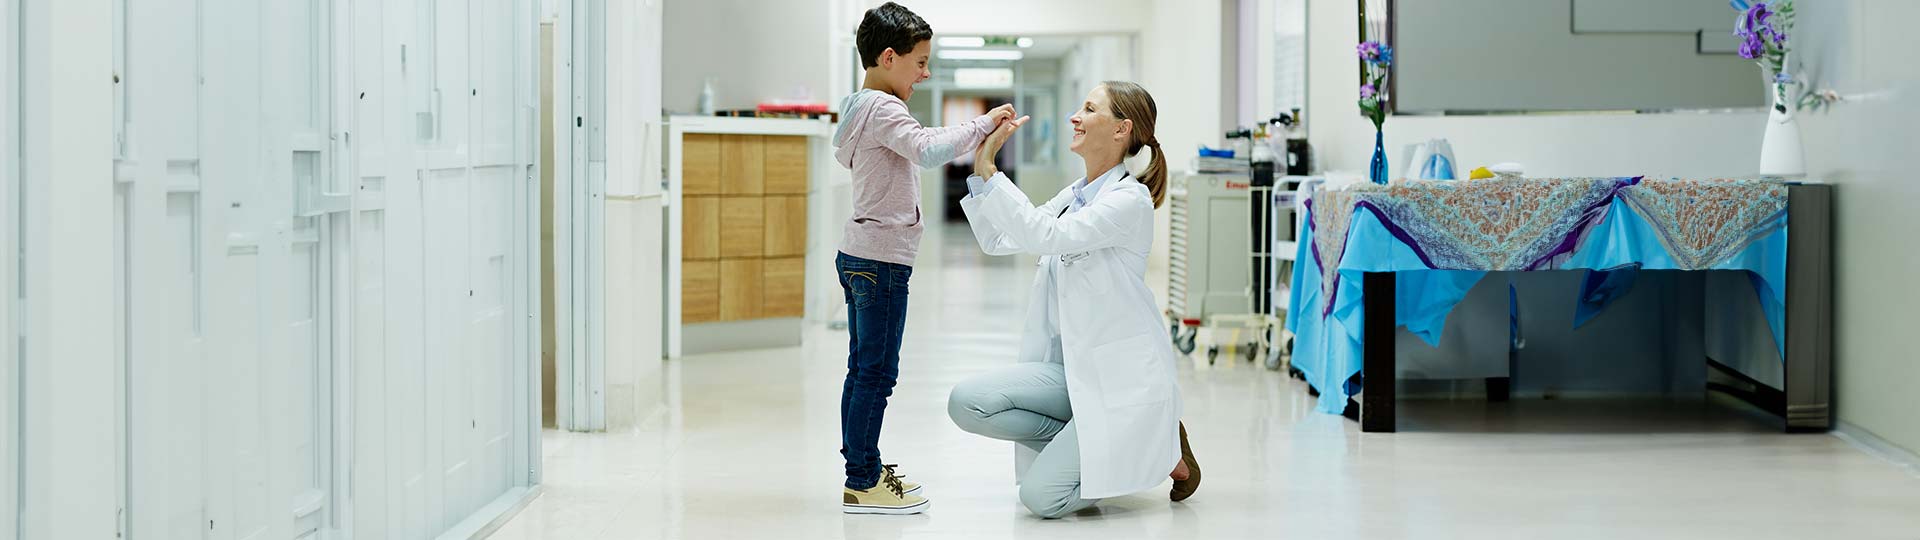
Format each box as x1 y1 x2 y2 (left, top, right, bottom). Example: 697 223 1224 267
947 81 1201 519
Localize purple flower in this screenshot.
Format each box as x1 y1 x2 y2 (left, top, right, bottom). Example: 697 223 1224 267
1357 41 1382 61
1738 34 1764 58
1746 3 1772 30
1360 84 1377 100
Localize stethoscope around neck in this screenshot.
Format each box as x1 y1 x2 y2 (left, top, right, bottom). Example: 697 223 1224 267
1057 170 1130 218
1051 170 1128 268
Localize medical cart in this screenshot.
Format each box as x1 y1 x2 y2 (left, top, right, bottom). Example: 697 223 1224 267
1166 172 1298 365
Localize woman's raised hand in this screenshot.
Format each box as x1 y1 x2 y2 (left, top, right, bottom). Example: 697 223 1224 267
973 115 1031 179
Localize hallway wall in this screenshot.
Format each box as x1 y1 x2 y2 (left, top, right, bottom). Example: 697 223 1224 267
663 0 834 113
1305 1 1764 179
8 0 541 537
1795 0 1920 457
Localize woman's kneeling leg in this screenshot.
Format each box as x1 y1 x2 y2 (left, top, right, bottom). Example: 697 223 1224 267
1019 420 1097 519
947 362 1072 442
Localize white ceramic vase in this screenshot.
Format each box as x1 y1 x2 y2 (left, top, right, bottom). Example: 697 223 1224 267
1758 81 1806 178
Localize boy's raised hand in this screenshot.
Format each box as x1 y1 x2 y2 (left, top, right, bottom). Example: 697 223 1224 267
986 104 1017 127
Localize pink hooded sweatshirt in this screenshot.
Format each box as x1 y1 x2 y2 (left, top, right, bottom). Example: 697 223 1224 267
833 89 995 266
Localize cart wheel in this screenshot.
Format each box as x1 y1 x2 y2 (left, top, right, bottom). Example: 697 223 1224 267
1244 343 1260 363
1175 329 1198 354
1207 345 1219 364
1264 346 1283 371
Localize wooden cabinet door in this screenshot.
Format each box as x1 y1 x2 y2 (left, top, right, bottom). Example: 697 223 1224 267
763 257 805 318
719 259 764 321
682 260 721 323
763 136 809 195
719 135 764 196
682 196 720 260
763 195 807 258
682 134 722 195
719 197 765 258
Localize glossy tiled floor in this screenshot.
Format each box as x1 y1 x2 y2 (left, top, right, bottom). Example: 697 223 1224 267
489 225 1920 539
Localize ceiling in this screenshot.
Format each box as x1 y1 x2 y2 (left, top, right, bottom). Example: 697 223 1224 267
931 35 1081 62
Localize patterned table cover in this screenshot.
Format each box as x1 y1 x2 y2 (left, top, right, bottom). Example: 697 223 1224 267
1285 177 1790 414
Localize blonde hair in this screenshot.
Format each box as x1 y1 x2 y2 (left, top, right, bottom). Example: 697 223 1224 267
1100 81 1167 208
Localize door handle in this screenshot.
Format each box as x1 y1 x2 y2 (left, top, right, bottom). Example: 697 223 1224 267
296 191 352 217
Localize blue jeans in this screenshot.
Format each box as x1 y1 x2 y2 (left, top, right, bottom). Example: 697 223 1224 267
836 252 913 490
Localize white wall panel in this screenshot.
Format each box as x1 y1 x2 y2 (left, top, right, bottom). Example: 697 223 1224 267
476 0 518 165
20 0 117 534
102 0 541 537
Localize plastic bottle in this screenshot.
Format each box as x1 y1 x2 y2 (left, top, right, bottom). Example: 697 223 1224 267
698 78 717 116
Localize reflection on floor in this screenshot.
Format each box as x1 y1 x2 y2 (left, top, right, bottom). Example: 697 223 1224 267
488 225 1920 539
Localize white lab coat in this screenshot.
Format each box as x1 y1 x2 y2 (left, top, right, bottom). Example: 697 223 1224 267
957 170 1183 499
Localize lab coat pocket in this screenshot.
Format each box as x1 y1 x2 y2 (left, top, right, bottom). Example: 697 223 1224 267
1091 334 1170 407
1065 251 1111 294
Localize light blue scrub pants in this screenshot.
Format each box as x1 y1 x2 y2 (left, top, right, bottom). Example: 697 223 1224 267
947 362 1096 518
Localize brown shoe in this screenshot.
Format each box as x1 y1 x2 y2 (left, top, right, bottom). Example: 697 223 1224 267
1170 422 1201 501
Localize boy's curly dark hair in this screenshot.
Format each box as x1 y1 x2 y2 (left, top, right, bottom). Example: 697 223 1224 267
856 2 933 69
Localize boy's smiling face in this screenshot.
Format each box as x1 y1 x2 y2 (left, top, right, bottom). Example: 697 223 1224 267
877 40 931 101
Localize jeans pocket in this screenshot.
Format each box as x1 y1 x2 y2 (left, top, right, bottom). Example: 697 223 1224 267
843 269 881 309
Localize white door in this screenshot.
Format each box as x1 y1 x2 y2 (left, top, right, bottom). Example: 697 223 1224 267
118 0 217 537
115 0 348 538
281 2 346 537
342 0 399 535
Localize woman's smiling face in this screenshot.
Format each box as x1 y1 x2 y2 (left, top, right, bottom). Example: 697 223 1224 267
1069 85 1127 159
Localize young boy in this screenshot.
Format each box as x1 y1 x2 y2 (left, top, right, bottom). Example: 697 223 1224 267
831 1 1012 515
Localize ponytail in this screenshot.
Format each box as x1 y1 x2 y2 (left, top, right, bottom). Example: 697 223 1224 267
1101 81 1168 208
1142 140 1168 208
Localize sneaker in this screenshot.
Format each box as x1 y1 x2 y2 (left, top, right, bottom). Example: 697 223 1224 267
843 470 931 515
882 464 924 495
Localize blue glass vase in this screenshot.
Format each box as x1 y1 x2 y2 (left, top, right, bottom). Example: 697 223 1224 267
1368 129 1388 185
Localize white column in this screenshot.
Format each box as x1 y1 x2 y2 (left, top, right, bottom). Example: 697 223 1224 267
601 0 666 432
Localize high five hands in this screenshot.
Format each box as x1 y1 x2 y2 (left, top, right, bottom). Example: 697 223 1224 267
975 105 1031 179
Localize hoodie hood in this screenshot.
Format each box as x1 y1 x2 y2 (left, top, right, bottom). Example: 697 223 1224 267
833 89 890 169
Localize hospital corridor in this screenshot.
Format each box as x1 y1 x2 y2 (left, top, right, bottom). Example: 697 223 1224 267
485 225 1920 538
5 0 1920 539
